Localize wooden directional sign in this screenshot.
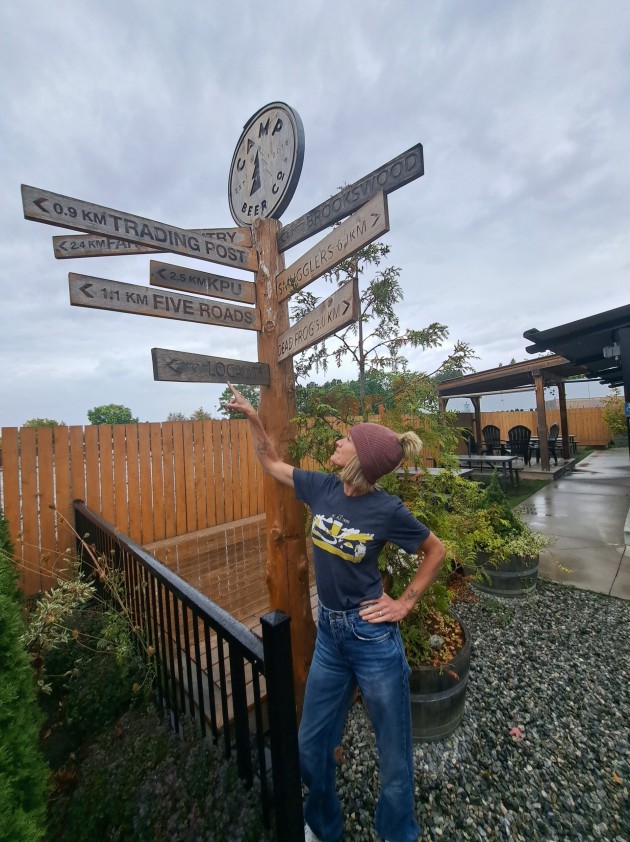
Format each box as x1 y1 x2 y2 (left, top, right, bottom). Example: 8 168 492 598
22 185 258 272
152 348 270 385
277 279 359 362
275 192 389 302
53 227 252 259
150 261 256 305
69 274 261 331
277 144 423 252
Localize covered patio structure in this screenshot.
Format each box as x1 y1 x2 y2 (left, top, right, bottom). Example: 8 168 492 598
437 354 588 471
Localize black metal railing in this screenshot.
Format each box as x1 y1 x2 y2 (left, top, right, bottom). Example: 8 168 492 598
74 501 304 842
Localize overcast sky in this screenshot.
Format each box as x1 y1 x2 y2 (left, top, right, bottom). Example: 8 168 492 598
1 0 628 427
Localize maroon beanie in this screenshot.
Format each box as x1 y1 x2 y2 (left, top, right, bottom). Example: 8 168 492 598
349 423 404 484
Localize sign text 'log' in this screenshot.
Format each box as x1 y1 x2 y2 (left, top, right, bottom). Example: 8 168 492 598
152 348 270 385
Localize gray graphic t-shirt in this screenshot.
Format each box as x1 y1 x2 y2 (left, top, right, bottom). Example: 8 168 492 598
293 469 429 610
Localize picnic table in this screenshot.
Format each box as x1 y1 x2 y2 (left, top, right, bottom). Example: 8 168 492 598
457 454 519 489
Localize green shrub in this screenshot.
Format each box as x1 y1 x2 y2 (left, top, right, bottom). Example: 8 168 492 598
0 511 49 842
48 708 272 842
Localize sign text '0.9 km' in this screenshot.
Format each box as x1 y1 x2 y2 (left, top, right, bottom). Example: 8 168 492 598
275 192 389 302
22 185 258 272
68 274 261 331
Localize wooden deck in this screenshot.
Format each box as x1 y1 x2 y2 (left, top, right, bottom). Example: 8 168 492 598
145 516 317 730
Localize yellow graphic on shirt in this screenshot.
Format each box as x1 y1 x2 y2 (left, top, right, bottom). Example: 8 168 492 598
311 514 375 563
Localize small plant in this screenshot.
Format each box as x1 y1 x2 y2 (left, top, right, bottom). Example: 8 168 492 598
602 390 626 437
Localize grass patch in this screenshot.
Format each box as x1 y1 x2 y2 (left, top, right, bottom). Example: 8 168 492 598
504 478 550 508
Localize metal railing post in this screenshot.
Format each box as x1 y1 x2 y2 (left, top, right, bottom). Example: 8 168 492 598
261 611 304 842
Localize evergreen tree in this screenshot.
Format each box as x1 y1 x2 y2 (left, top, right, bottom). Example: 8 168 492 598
0 508 48 841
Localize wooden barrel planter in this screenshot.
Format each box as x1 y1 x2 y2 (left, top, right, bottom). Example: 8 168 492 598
471 552 539 598
409 618 471 743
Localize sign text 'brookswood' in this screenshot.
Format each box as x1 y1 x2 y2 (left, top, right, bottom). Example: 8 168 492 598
151 348 270 385
275 192 389 302
277 144 422 252
53 227 252 259
22 185 258 272
69 274 261 331
277 279 359 362
149 261 256 305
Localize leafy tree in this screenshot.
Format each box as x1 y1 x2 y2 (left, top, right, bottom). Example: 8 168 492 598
217 386 260 419
166 411 187 422
87 405 139 425
290 241 474 420
189 406 213 421
22 418 65 428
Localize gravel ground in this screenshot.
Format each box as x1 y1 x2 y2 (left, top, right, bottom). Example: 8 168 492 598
334 581 630 841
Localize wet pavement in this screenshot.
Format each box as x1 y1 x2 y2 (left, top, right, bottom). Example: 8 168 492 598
517 447 630 601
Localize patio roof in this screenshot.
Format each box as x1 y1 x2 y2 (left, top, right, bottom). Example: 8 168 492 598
437 353 587 400
523 302 630 389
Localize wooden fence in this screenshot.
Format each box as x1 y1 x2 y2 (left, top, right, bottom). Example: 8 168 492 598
478 407 611 448
0 406 613 596
0 420 265 595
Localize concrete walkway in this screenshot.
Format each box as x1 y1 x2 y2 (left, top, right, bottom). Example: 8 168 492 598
518 447 630 600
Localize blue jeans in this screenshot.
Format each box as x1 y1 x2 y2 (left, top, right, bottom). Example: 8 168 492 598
299 603 420 842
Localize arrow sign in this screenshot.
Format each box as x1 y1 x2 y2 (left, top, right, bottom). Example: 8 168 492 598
69 273 261 331
277 144 422 252
22 185 258 272
149 261 256 305
275 193 389 302
277 279 359 362
152 348 270 385
52 227 252 259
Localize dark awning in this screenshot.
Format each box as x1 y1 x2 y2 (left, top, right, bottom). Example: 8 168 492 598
523 303 630 389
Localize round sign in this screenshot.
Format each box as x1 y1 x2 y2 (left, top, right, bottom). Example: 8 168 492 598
228 102 305 227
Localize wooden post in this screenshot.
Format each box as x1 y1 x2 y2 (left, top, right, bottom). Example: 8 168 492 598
533 372 550 470
253 217 316 715
471 397 482 453
557 381 570 459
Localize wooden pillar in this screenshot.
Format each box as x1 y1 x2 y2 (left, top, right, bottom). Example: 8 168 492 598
618 326 630 457
557 381 570 459
471 397 482 453
253 217 316 715
533 372 550 471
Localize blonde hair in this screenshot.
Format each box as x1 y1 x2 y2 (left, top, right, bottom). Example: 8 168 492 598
339 429 423 493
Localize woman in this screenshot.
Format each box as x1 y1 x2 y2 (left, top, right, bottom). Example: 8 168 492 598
226 384 445 842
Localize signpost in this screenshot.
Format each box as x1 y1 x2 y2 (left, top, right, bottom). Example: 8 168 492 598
53 226 252 259
149 260 256 305
69 274 261 331
277 280 359 362
277 143 423 252
275 192 389 301
22 185 258 271
22 101 425 724
152 348 270 385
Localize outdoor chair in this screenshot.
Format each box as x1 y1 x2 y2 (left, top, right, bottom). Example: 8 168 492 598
507 425 532 465
482 425 503 455
462 429 478 455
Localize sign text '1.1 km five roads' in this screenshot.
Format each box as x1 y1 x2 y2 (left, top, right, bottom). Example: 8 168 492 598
22 185 258 272
53 227 252 259
69 274 261 331
151 348 270 386
275 192 389 302
277 144 422 252
277 279 359 362
149 261 256 305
